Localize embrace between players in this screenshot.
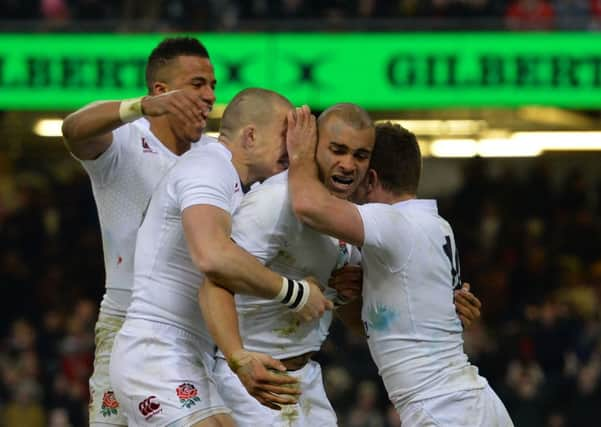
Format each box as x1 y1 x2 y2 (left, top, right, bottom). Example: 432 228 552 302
62 37 512 427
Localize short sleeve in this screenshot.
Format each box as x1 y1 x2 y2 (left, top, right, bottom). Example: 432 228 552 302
357 203 386 250
79 124 131 188
231 182 290 265
357 203 413 272
173 151 238 215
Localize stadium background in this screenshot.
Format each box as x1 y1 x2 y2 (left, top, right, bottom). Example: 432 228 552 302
2 1 601 426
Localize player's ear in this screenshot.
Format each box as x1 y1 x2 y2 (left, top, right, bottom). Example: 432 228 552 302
241 125 256 150
366 169 378 194
151 81 168 96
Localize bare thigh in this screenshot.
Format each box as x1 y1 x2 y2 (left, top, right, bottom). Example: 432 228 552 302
191 413 237 427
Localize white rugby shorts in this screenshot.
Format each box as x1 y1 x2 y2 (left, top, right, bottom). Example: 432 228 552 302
89 312 127 426
213 357 337 427
109 319 230 426
398 384 514 427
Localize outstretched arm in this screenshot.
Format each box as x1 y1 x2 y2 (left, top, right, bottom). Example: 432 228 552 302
62 89 208 160
286 106 365 248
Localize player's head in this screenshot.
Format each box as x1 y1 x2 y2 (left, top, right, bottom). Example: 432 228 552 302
146 37 216 141
354 122 422 204
219 88 293 184
315 103 375 200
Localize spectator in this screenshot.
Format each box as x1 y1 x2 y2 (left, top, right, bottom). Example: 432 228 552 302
505 0 554 30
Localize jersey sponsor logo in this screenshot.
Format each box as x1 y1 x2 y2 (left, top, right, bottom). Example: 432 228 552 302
141 137 157 154
138 395 161 420
176 383 201 408
100 391 119 417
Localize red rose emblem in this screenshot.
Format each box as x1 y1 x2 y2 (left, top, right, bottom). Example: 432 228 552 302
176 383 198 400
102 391 119 409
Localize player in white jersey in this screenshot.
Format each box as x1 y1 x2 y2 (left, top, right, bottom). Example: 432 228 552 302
61 37 217 426
109 88 333 427
199 105 484 426
287 116 513 426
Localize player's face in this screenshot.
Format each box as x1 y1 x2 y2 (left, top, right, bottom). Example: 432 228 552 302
316 118 374 200
167 55 217 142
252 104 291 181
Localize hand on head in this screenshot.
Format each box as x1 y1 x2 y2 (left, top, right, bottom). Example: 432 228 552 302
286 105 317 164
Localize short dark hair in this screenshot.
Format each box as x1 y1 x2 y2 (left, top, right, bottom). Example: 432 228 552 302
145 37 210 91
371 123 421 195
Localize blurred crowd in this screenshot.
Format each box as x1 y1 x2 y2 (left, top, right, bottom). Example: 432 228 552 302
1 149 600 426
2 0 601 31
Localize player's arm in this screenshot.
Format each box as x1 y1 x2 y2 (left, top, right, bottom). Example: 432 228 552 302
62 89 208 160
198 279 300 410
183 204 332 321
61 100 121 160
286 106 365 247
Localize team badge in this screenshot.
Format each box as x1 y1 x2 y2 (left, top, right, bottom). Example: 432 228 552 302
100 391 119 417
176 383 201 408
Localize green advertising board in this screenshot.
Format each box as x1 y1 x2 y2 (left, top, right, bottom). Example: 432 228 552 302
1 33 601 110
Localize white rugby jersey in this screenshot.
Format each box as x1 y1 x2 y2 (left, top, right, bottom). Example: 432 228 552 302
126 142 243 347
232 171 354 359
79 120 215 317
357 199 486 412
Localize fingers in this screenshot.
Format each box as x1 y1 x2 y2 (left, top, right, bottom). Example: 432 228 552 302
461 282 471 292
331 265 363 276
459 314 472 328
254 390 297 410
328 266 363 301
329 272 362 289
287 109 296 133
294 277 334 322
146 89 208 126
455 299 481 324
258 355 287 373
454 289 482 309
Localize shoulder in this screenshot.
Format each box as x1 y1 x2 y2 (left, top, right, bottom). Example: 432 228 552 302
198 134 218 145
235 172 291 222
246 171 288 199
241 172 289 212
357 202 392 218
178 143 234 175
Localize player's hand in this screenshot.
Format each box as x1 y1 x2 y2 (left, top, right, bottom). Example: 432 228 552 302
454 282 482 328
329 265 363 305
286 105 317 164
295 277 334 322
228 349 300 410
141 88 210 129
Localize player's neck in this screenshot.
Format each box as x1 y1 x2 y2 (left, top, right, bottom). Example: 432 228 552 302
388 193 416 204
371 189 415 205
149 119 191 156
219 137 251 186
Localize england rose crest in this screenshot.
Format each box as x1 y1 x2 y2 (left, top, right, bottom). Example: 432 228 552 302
176 383 201 408
100 391 119 417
